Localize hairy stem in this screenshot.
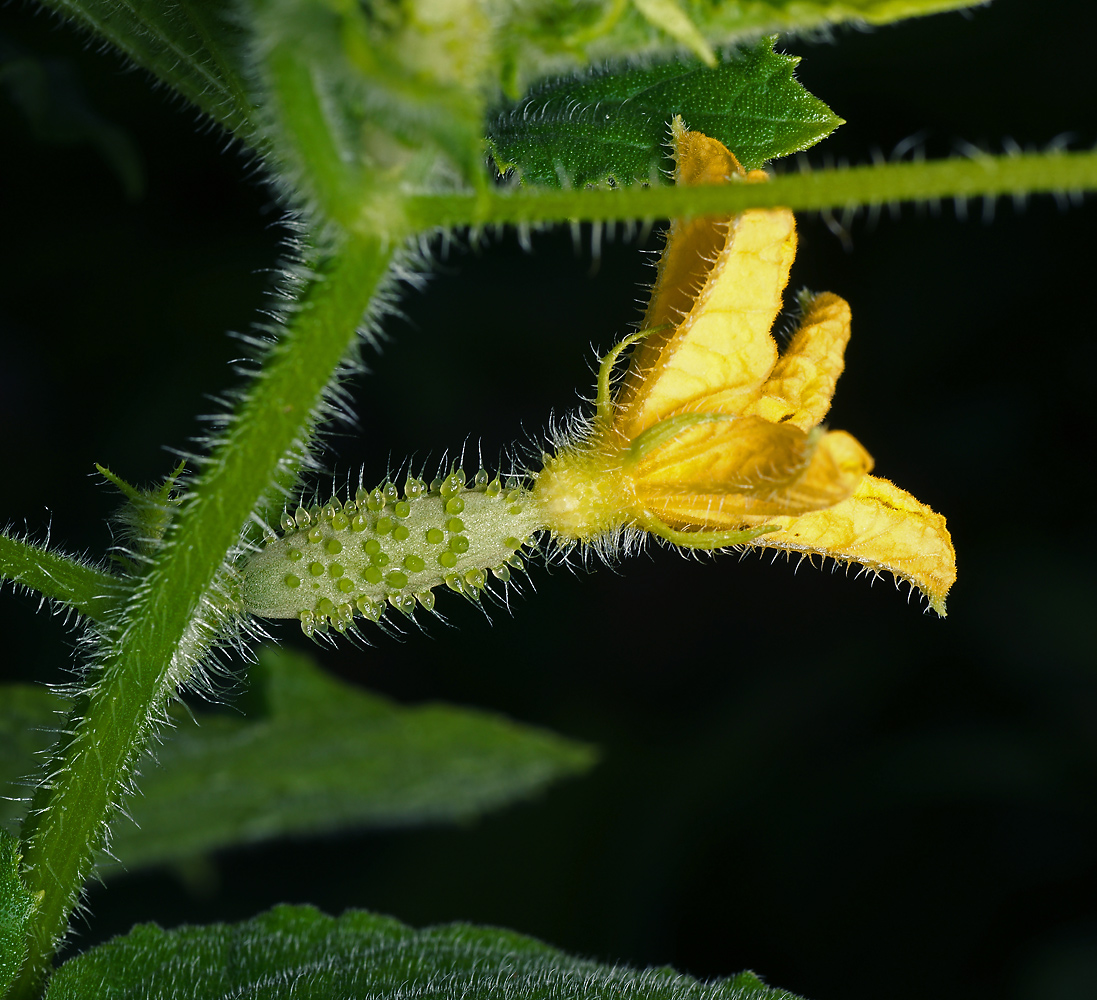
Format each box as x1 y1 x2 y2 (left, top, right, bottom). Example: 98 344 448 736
0 535 122 624
11 234 395 1000
405 149 1097 228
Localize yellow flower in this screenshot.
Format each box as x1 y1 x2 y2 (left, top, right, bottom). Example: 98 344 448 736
533 118 956 614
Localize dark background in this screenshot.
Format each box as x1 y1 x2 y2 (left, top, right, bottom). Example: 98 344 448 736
2 1 1096 998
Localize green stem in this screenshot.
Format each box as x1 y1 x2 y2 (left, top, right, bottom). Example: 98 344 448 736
405 149 1097 227
0 534 122 624
11 233 396 1000
264 38 362 229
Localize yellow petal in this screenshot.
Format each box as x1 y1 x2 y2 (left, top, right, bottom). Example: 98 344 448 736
745 292 852 430
616 120 795 439
638 423 872 519
742 475 956 615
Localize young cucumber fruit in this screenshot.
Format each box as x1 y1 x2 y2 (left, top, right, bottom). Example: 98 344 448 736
240 471 541 636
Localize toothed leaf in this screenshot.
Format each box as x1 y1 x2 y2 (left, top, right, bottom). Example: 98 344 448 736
487 38 842 187
45 904 807 1000
99 646 594 873
28 0 979 155
1 829 36 991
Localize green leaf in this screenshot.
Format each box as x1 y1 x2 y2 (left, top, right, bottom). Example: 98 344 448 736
487 38 841 187
101 646 595 873
0 685 65 835
27 0 978 168
0 829 37 992
32 0 253 139
45 904 808 1000
494 0 983 99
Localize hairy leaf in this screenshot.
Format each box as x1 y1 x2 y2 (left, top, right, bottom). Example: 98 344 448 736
28 0 980 153
45 904 807 1000
32 0 253 138
487 38 840 187
98 646 594 873
495 0 984 97
1 830 36 992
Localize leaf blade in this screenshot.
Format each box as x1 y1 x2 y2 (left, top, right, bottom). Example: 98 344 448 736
32 0 253 138
101 646 595 873
487 39 842 187
45 904 807 1000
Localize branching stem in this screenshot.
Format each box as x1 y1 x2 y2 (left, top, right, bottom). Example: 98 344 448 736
11 234 396 1000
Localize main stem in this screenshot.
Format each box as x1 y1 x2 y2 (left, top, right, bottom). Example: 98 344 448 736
11 234 396 1000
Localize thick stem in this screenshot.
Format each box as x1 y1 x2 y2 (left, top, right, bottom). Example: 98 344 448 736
405 149 1097 228
11 234 395 1000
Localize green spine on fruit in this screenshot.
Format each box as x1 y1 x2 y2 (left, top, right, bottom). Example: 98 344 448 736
240 472 543 636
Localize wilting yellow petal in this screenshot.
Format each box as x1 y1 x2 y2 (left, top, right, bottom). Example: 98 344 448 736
639 425 872 519
616 120 795 439
745 292 852 430
739 475 957 615
533 120 956 616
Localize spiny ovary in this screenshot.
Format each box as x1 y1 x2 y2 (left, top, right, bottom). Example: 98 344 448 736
240 473 542 635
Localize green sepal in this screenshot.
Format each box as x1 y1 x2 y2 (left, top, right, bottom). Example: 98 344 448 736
96 461 185 556
45 904 808 1000
486 37 842 187
637 511 779 551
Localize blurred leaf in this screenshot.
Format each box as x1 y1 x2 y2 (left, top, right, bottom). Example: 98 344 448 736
1 829 37 992
25 0 979 161
487 38 841 186
102 646 595 872
45 903 808 1000
30 0 253 138
495 0 983 99
0 685 64 834
248 0 493 229
0 34 144 198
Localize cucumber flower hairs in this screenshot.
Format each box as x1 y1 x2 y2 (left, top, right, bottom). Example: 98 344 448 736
239 119 956 636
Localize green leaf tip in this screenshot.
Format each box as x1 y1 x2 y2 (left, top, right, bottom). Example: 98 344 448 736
45 904 808 1000
487 37 841 188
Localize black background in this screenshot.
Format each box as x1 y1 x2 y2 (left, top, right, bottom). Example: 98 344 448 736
2 1 1096 998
